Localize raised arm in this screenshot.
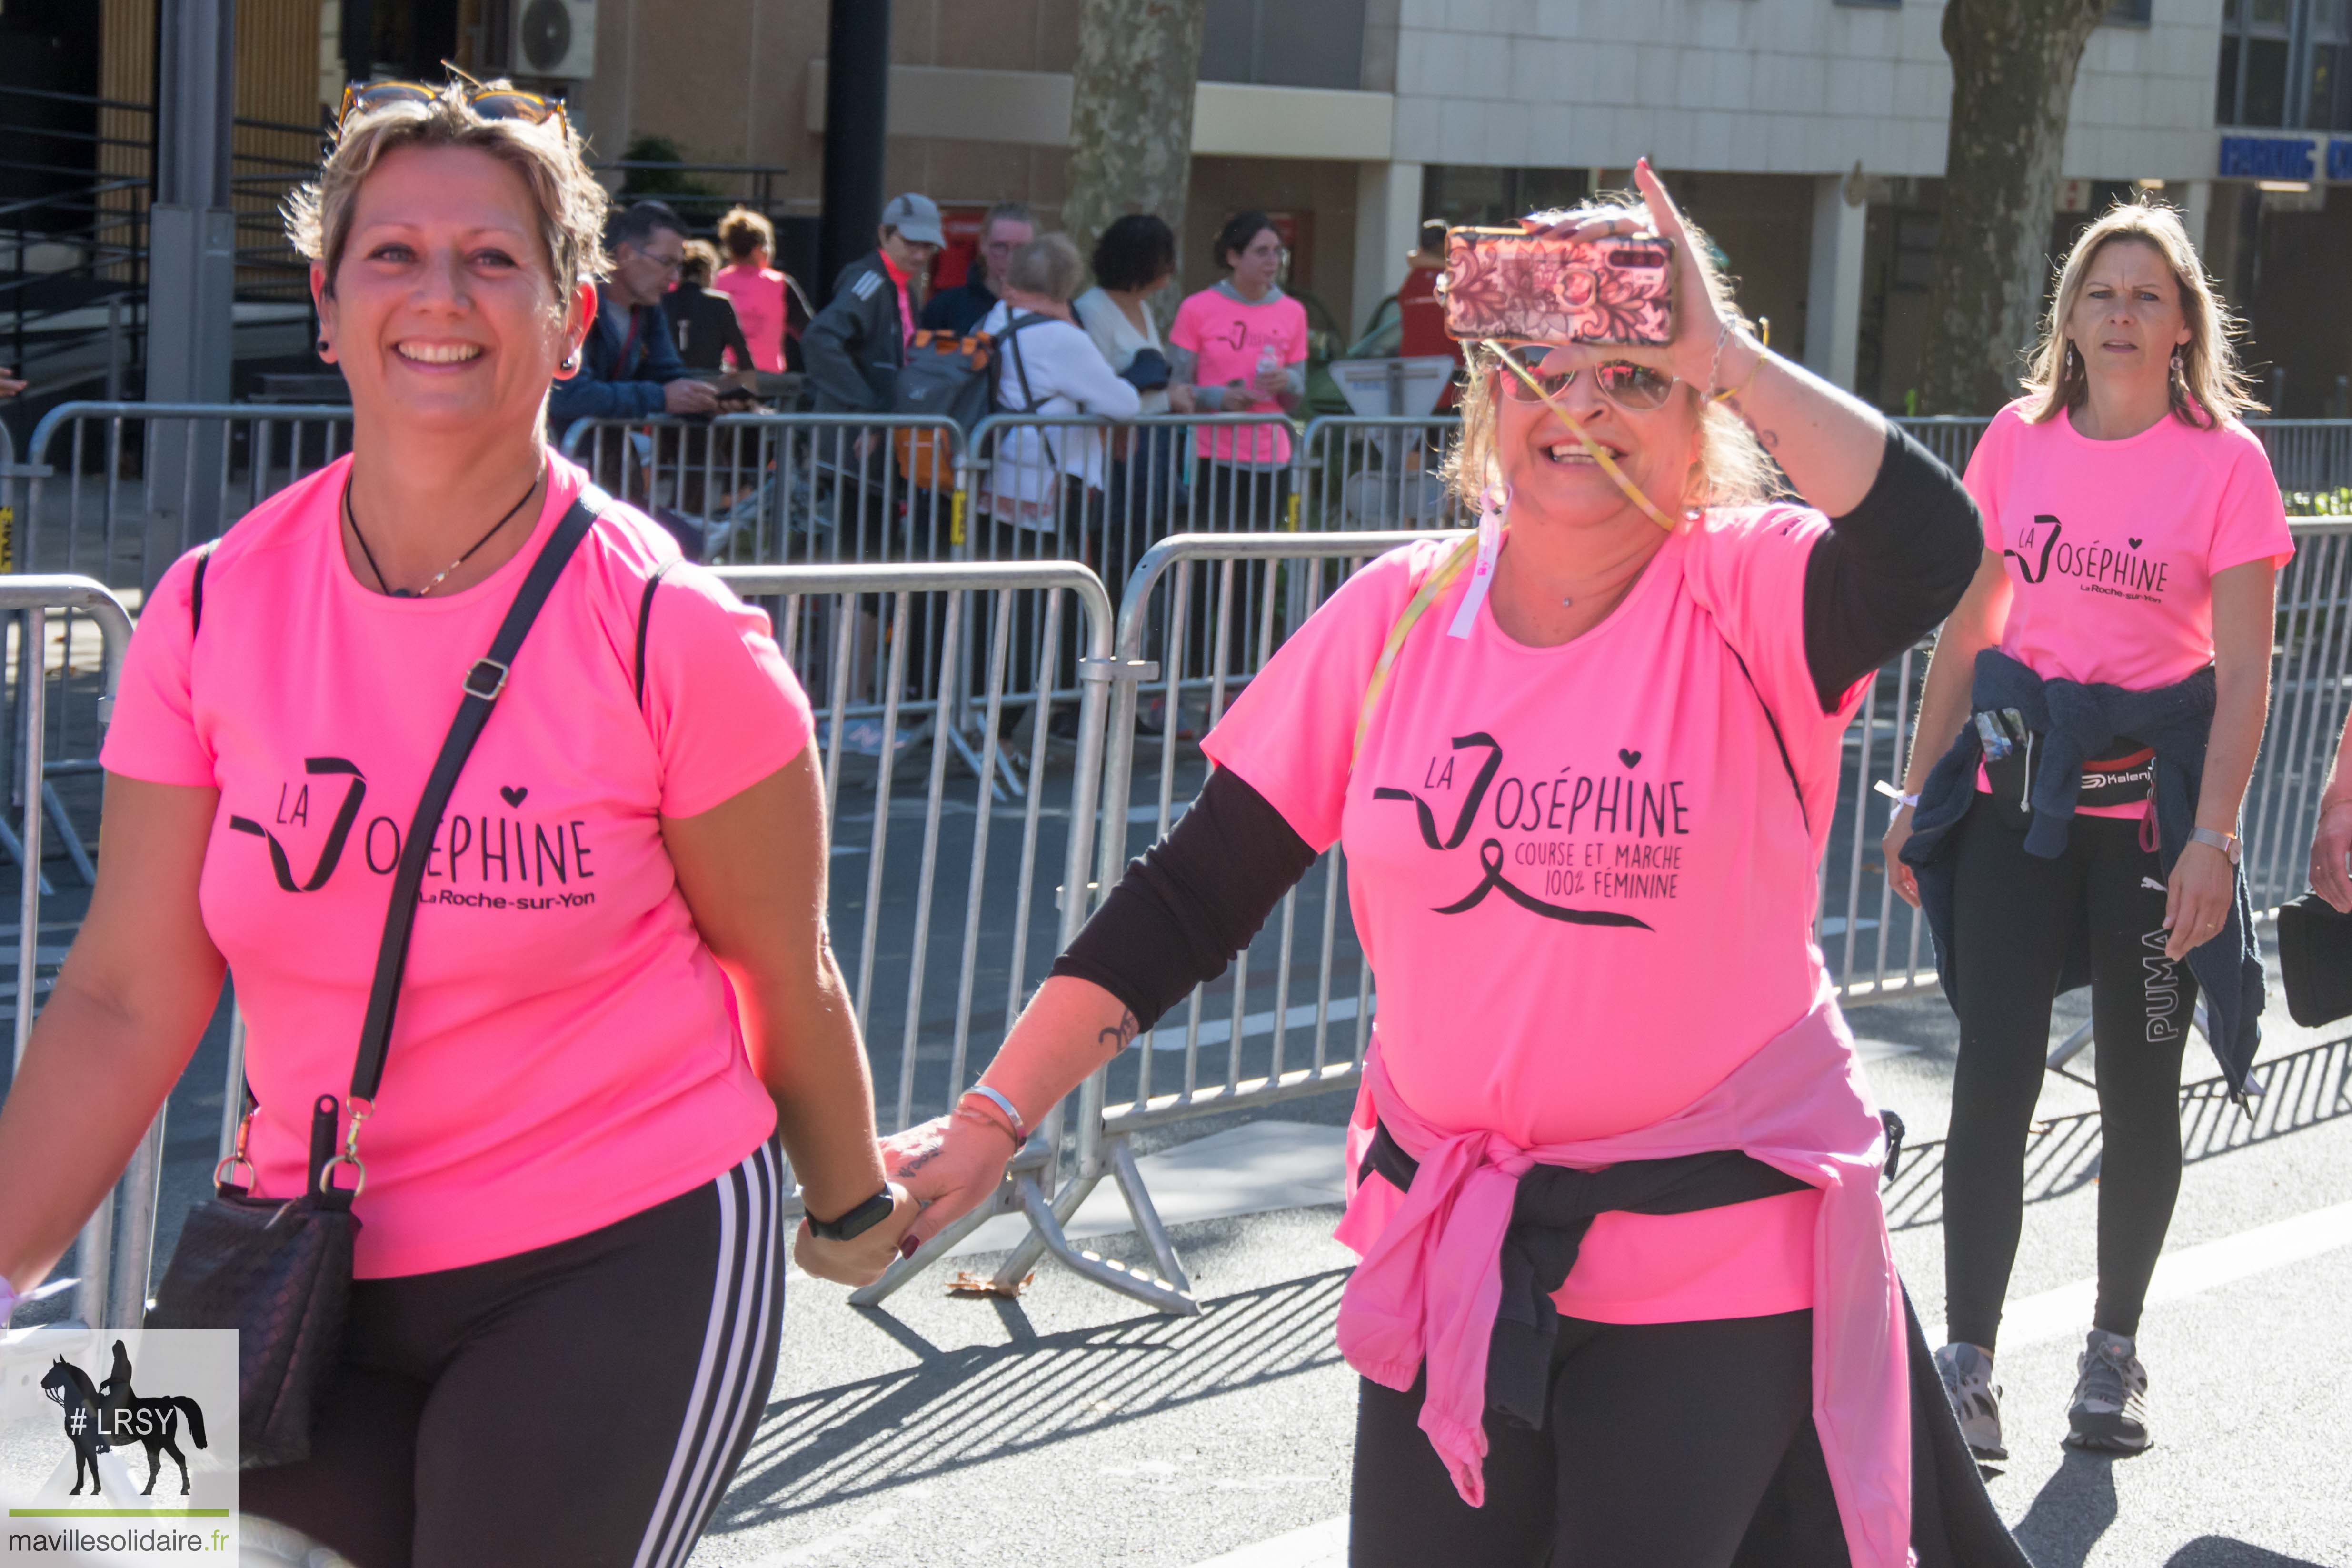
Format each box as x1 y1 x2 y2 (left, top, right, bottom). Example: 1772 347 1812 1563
884 769 1318 1250
0 778 227 1310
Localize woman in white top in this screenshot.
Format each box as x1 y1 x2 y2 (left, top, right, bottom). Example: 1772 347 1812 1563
1073 214 1184 578
977 233 1139 546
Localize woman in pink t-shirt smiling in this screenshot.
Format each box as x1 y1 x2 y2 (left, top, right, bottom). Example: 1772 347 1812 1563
1886 203 2289 1463
0 83 912 1564
882 164 2025 1568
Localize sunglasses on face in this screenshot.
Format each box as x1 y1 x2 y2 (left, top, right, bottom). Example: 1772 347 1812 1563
337 79 568 133
1497 350 1678 412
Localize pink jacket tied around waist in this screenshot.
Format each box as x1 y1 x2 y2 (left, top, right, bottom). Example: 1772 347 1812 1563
1333 994 1914 1568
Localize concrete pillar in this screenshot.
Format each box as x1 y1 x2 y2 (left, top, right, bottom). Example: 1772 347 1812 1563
1352 160 1425 342
2181 179 2214 257
1804 172 1867 391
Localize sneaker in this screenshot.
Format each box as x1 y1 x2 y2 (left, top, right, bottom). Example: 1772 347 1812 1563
1935 1342 2007 1461
2066 1329 2152 1453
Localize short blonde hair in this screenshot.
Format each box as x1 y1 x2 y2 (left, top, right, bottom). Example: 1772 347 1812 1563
286 82 609 302
1442 198 1778 515
2023 200 2258 428
717 204 775 261
1004 233 1086 304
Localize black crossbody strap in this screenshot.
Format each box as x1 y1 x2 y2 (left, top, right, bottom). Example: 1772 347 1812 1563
349 489 604 1100
635 558 676 708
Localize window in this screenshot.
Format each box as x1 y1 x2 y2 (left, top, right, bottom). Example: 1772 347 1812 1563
2219 0 2337 126
1199 0 1367 90
1421 166 1595 230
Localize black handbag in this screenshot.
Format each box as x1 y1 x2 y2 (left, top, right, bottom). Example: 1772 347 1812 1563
2278 890 2352 1028
145 491 602 1468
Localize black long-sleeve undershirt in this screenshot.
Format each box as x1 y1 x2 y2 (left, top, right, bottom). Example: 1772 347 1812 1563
1054 425 1984 1031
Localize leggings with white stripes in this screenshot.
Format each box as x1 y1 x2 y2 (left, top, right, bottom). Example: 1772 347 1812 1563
241 1139 787 1568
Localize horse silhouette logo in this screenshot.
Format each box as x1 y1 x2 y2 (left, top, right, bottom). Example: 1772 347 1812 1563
38 1339 209 1497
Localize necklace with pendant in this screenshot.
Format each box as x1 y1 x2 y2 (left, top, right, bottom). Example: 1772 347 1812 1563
345 468 542 598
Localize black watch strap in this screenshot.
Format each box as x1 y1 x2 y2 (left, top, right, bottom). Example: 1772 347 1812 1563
805 1187 895 1242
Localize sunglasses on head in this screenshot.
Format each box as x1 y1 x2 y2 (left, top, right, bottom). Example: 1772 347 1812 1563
337 76 568 133
1496 349 1678 412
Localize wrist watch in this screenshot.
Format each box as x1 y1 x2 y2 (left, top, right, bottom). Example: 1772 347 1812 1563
2190 826 2242 865
804 1187 895 1242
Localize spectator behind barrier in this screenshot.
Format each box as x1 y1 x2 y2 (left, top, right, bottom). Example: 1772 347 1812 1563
921 201 1036 338
0 77 915 1561
710 204 803 374
665 237 755 374
545 198 718 430
1169 210 1309 529
1073 213 1177 414
802 191 942 414
976 233 1140 532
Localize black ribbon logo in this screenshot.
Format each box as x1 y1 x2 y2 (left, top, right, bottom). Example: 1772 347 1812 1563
230 758 366 892
1373 732 1501 850
2005 514 2060 584
1429 838 1654 928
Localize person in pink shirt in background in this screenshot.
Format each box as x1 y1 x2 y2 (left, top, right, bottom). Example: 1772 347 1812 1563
882 163 2030 1568
0 81 912 1566
1884 202 2289 1465
1169 210 1309 529
710 204 802 374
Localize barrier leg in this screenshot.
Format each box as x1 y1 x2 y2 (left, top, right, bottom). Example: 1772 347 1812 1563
1107 1135 1195 1300
1004 1171 1198 1317
989 1168 1096 1294
0 817 54 896
109 1106 166 1328
847 1181 1015 1309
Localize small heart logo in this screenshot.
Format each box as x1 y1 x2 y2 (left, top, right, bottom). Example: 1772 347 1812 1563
500 786 528 808
1618 748 1642 768
2127 537 2143 549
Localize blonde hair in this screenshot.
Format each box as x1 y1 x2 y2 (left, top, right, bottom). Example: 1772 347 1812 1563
717 204 775 261
1441 198 1778 516
2022 200 2259 428
680 237 721 284
1005 233 1086 304
286 82 610 303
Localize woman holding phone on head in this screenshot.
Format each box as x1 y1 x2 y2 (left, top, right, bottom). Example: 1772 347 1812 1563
885 163 2028 1567
1884 202 2288 1462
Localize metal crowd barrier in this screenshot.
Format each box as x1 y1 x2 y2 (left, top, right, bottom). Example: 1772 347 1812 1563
1296 414 1467 532
0 576 144 1331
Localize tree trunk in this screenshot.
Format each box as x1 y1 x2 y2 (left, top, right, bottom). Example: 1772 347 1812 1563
1063 0 1206 296
1917 0 2111 413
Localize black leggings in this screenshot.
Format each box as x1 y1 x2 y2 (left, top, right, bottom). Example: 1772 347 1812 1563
242 1141 787 1568
1349 1310 1842 1568
1942 807 2196 1350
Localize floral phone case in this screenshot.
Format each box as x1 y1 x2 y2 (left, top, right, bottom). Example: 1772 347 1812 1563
1440 228 1675 345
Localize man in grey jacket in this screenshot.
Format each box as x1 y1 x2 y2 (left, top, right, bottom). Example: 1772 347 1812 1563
802 193 944 414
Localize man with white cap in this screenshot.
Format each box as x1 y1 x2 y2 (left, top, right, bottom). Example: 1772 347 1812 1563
804 192 944 414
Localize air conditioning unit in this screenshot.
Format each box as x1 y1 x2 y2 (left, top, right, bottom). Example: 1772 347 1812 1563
513 0 596 80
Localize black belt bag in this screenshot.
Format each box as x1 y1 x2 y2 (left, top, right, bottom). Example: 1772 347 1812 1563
144 490 601 1468
1976 708 2154 830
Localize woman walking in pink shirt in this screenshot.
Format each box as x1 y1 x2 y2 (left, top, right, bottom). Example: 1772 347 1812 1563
0 82 913 1565
1886 202 2289 1462
883 164 2027 1567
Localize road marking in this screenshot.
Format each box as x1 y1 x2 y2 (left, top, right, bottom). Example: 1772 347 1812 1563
1196 1200 2352 1568
1182 1515 1349 1568
1930 1197 2352 1349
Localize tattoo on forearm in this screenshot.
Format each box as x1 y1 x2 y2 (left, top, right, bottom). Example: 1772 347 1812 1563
897 1145 944 1176
1097 1009 1139 1056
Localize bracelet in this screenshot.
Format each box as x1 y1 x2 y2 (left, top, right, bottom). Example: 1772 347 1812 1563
959 1085 1027 1144
1704 320 1734 402
1710 331 1766 404
1873 779 1921 825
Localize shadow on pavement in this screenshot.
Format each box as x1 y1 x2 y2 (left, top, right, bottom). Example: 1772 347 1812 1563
712 1267 1352 1530
1885 1035 2352 1233
2010 1449 2119 1568
2163 1539 2335 1566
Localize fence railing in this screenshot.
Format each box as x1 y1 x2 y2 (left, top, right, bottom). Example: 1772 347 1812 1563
0 575 143 1331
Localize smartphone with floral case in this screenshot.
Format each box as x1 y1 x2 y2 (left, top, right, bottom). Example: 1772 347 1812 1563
1440 227 1675 345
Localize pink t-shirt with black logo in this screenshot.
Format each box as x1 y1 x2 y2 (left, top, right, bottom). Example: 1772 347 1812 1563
103 454 809 1278
1204 512 1872 1323
1963 399 2292 813
1168 285 1309 468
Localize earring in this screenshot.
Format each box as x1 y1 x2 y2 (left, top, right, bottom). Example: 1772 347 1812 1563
316 336 331 357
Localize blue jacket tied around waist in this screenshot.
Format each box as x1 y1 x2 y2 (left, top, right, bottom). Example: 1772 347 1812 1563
1898 648 2265 1096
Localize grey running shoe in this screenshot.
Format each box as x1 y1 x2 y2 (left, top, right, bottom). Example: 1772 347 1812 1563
2066 1329 2152 1453
1936 1342 2007 1460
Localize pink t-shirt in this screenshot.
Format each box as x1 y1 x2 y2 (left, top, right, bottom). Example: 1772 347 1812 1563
102 454 809 1278
710 262 789 373
1964 399 2292 813
1169 285 1309 467
1205 512 1871 1322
